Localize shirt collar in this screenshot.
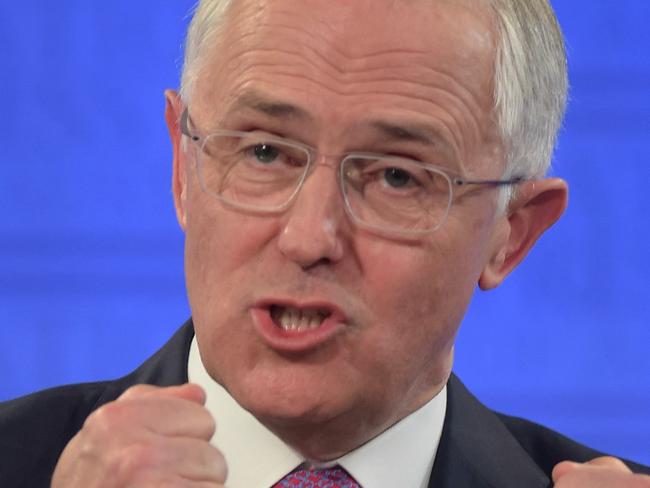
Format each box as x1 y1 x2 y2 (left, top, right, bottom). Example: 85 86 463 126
188 336 446 488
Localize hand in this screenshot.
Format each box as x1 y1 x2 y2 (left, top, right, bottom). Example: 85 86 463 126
51 383 227 487
552 456 650 487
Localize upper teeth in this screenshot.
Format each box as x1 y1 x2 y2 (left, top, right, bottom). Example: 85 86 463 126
271 306 328 331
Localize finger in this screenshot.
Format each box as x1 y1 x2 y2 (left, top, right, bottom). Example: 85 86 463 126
127 475 225 488
552 467 650 488
111 437 227 484
118 383 206 405
583 456 632 472
552 460 580 481
86 394 216 440
162 437 228 483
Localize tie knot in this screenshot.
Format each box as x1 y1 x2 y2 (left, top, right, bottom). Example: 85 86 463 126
274 465 360 487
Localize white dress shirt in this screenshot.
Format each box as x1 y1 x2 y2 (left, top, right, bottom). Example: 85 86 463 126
188 336 446 488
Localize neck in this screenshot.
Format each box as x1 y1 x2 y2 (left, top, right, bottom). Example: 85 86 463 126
258 382 446 461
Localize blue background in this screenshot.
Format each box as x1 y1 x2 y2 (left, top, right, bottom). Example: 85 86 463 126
1 1 648 466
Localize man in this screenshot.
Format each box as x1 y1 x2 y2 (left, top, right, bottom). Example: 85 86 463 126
1 0 648 486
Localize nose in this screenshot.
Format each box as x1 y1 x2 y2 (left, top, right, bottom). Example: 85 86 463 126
277 162 346 268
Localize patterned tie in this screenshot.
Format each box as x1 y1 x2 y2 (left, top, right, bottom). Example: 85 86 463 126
273 466 361 488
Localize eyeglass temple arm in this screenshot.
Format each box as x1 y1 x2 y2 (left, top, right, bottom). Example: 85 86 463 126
453 175 526 187
180 108 200 141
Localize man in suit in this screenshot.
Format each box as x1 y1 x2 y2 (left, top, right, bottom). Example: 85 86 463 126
1 0 649 486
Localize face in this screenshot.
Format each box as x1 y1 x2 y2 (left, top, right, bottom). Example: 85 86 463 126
170 0 512 459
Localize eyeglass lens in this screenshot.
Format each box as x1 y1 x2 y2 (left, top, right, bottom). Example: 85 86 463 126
196 133 453 233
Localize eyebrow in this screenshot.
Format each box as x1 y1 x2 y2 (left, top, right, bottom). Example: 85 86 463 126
230 91 313 121
369 120 440 148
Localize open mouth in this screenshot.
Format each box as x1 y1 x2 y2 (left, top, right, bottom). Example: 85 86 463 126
252 301 345 351
270 305 332 332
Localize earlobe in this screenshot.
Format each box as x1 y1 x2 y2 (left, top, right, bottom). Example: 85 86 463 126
478 178 568 290
165 89 188 231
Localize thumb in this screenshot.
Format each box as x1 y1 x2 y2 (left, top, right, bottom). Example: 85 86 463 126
552 461 580 482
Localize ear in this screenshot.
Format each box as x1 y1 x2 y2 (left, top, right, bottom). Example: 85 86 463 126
478 178 568 290
165 89 188 231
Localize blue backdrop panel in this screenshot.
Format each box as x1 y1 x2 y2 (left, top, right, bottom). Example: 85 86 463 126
1 1 648 466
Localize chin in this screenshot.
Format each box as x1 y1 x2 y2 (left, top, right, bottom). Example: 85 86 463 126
233 372 344 425
249 387 334 421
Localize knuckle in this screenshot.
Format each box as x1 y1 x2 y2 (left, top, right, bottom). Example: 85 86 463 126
75 433 102 462
120 384 157 400
112 442 162 481
85 401 129 435
602 456 628 468
202 411 217 438
588 455 630 471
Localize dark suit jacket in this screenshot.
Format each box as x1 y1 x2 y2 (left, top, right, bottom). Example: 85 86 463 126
1 319 648 487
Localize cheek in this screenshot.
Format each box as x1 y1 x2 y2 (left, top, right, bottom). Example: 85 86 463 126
360 237 479 351
183 192 277 317
352 250 467 400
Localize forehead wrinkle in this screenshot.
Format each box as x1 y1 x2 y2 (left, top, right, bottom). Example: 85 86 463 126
206 2 496 171
258 4 432 63
258 0 495 71
234 45 487 119
225 65 479 168
346 93 468 168
233 38 488 136
219 10 492 126
223 0 495 96
239 31 430 81
255 5 497 150
228 70 469 161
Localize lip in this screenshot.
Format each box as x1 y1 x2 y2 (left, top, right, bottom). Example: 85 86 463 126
251 298 348 352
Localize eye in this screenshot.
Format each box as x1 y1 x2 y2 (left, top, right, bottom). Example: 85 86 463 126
252 143 280 163
383 167 414 188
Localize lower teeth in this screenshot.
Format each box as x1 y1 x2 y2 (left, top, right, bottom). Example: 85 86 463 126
270 306 328 331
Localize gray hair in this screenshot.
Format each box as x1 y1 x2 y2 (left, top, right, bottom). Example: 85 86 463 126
490 0 568 208
180 0 568 191
180 0 234 106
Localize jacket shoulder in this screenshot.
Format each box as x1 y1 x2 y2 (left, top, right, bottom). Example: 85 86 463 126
431 374 649 488
0 320 194 487
496 412 650 476
0 381 119 488
496 412 602 471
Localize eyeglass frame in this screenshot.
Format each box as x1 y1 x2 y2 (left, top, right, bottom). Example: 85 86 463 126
179 108 525 237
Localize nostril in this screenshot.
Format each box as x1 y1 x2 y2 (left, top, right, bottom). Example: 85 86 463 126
302 257 331 271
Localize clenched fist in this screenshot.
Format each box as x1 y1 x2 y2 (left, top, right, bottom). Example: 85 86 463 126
51 383 227 487
553 456 650 487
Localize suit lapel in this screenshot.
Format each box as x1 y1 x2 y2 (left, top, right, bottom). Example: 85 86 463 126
128 319 195 386
428 375 551 488
92 319 195 407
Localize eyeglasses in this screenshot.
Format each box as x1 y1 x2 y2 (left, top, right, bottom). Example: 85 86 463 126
180 109 524 237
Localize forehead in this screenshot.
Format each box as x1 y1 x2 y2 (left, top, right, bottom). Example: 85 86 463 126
220 0 494 50
192 0 499 166
239 0 490 47
197 0 496 97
